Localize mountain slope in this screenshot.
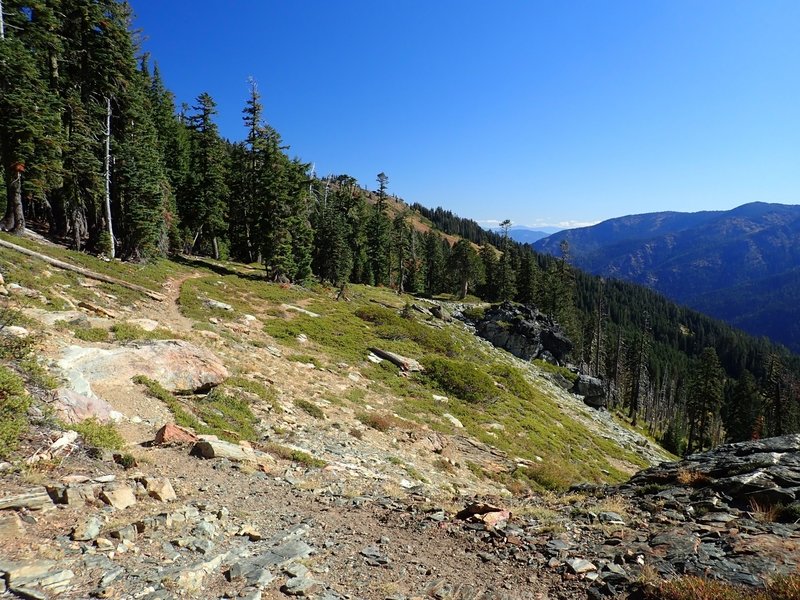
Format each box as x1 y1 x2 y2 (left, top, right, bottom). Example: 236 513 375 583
534 202 800 350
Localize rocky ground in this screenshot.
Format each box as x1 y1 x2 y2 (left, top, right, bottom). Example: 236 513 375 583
0 247 798 600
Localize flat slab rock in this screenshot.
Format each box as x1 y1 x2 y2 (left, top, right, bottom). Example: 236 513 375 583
58 339 229 394
191 439 274 468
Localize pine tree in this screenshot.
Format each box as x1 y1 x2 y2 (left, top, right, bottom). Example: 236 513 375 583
366 172 391 285
516 250 538 305
114 68 170 260
686 347 725 453
496 219 516 301
448 239 483 299
724 370 762 442
422 231 446 296
182 92 228 258
0 1 62 233
479 244 498 300
312 178 353 286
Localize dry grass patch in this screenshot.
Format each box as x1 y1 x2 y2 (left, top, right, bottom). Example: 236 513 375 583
644 574 800 600
356 411 404 432
676 469 711 487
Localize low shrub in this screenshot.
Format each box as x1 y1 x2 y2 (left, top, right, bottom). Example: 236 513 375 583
295 399 325 419
261 442 326 468
0 366 29 458
287 354 324 369
356 411 400 432
73 327 109 342
69 418 125 450
421 356 497 404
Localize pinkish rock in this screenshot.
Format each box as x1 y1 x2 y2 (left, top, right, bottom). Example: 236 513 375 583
52 388 122 424
154 423 198 446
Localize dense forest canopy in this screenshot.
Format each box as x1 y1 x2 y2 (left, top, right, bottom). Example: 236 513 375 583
1 0 798 454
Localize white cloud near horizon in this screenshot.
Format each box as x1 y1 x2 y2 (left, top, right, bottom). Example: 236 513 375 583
477 219 600 229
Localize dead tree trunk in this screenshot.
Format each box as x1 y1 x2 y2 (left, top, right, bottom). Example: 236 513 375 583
103 96 115 258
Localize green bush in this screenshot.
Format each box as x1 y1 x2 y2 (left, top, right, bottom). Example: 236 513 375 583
74 327 110 342
295 399 325 419
133 375 258 442
421 356 497 403
460 305 486 321
355 305 455 355
198 387 258 441
0 366 29 458
69 418 125 450
287 354 324 369
532 359 578 383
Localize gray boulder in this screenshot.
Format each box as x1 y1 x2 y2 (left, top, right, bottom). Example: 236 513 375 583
571 374 607 408
469 301 573 364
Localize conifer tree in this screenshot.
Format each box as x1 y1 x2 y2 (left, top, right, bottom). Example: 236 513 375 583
479 244 498 300
366 172 391 285
114 69 169 259
0 1 61 233
182 92 228 258
686 347 724 453
448 239 483 299
516 250 538 305
422 231 446 296
496 219 516 301
724 370 762 442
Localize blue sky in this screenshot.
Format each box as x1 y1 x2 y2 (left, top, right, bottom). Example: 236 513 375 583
132 1 800 229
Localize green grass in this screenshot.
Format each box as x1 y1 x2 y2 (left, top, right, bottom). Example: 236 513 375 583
0 234 658 490
0 366 30 458
533 359 579 383
0 234 190 308
224 376 280 411
261 442 326 468
74 327 110 342
294 399 325 419
286 354 324 369
132 375 205 432
68 418 125 450
132 375 259 442
421 356 498 404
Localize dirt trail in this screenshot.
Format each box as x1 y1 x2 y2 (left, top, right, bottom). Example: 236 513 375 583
142 271 203 333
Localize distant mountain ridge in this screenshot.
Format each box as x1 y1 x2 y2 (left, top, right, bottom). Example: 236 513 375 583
493 226 557 244
534 202 800 351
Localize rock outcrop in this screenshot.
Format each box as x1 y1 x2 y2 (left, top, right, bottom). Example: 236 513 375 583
571 373 607 408
466 301 573 364
626 434 800 508
57 339 229 395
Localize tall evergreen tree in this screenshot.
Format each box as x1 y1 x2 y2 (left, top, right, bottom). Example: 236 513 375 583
182 92 228 258
448 239 483 299
516 250 538 306
725 370 762 442
0 1 62 233
496 219 516 301
366 172 391 285
422 231 446 296
686 347 725 453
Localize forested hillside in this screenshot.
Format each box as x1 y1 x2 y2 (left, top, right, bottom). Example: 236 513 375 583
534 203 800 352
1 0 798 455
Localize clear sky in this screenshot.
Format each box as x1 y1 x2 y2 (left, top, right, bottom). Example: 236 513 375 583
131 0 800 229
